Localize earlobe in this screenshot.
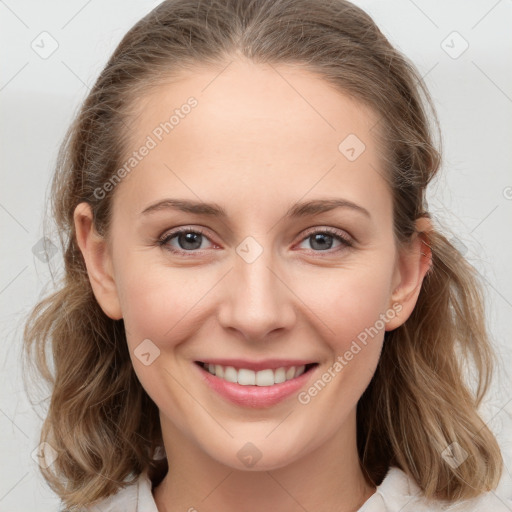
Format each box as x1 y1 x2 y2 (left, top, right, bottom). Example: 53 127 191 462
74 202 123 320
385 217 433 331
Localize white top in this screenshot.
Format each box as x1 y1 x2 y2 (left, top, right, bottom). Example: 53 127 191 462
85 465 512 512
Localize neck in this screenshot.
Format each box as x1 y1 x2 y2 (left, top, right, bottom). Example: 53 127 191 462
153 409 376 512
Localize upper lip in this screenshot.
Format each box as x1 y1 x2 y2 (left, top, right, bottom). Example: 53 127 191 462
196 359 317 371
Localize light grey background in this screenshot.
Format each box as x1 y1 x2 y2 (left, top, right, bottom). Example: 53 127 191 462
1 1 511 510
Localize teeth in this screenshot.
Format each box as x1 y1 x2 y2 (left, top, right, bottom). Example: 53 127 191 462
238 368 256 385
274 367 286 384
255 369 274 386
202 363 311 386
295 365 306 378
223 366 237 383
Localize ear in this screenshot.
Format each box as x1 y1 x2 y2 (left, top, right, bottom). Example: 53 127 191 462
385 217 433 331
74 202 123 320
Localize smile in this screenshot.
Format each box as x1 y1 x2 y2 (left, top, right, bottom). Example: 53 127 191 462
197 361 318 387
193 359 320 408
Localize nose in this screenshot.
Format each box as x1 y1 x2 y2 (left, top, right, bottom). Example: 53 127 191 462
216 243 297 342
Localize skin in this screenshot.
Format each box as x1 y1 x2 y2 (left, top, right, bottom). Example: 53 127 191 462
74 59 432 512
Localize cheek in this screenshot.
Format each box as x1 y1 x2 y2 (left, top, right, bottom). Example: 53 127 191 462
294 262 395 346
117 258 218 349
293 270 394 417
117 264 214 404
334 274 393 346
289 256 397 398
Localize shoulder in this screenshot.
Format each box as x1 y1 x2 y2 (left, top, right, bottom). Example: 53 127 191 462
80 471 158 512
360 466 512 512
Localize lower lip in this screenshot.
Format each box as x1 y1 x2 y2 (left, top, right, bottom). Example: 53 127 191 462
194 363 318 408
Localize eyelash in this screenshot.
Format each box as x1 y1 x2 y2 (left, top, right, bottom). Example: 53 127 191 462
157 226 353 256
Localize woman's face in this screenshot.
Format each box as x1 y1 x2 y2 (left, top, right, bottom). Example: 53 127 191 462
79 59 423 471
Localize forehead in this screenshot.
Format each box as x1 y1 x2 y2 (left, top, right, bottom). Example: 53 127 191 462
114 60 390 221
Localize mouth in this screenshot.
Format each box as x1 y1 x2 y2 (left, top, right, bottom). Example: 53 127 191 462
194 361 319 387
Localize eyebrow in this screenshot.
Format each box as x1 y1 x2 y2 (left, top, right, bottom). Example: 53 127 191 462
140 197 371 219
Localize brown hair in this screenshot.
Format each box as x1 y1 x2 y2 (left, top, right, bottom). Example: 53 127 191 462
23 0 503 508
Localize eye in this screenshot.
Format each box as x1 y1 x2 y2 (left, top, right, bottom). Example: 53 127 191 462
158 227 216 254
296 228 353 252
157 226 353 256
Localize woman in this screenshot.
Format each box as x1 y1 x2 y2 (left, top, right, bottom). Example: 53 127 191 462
24 0 510 510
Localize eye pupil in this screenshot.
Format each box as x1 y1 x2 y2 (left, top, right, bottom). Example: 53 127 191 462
179 232 202 250
310 233 333 251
